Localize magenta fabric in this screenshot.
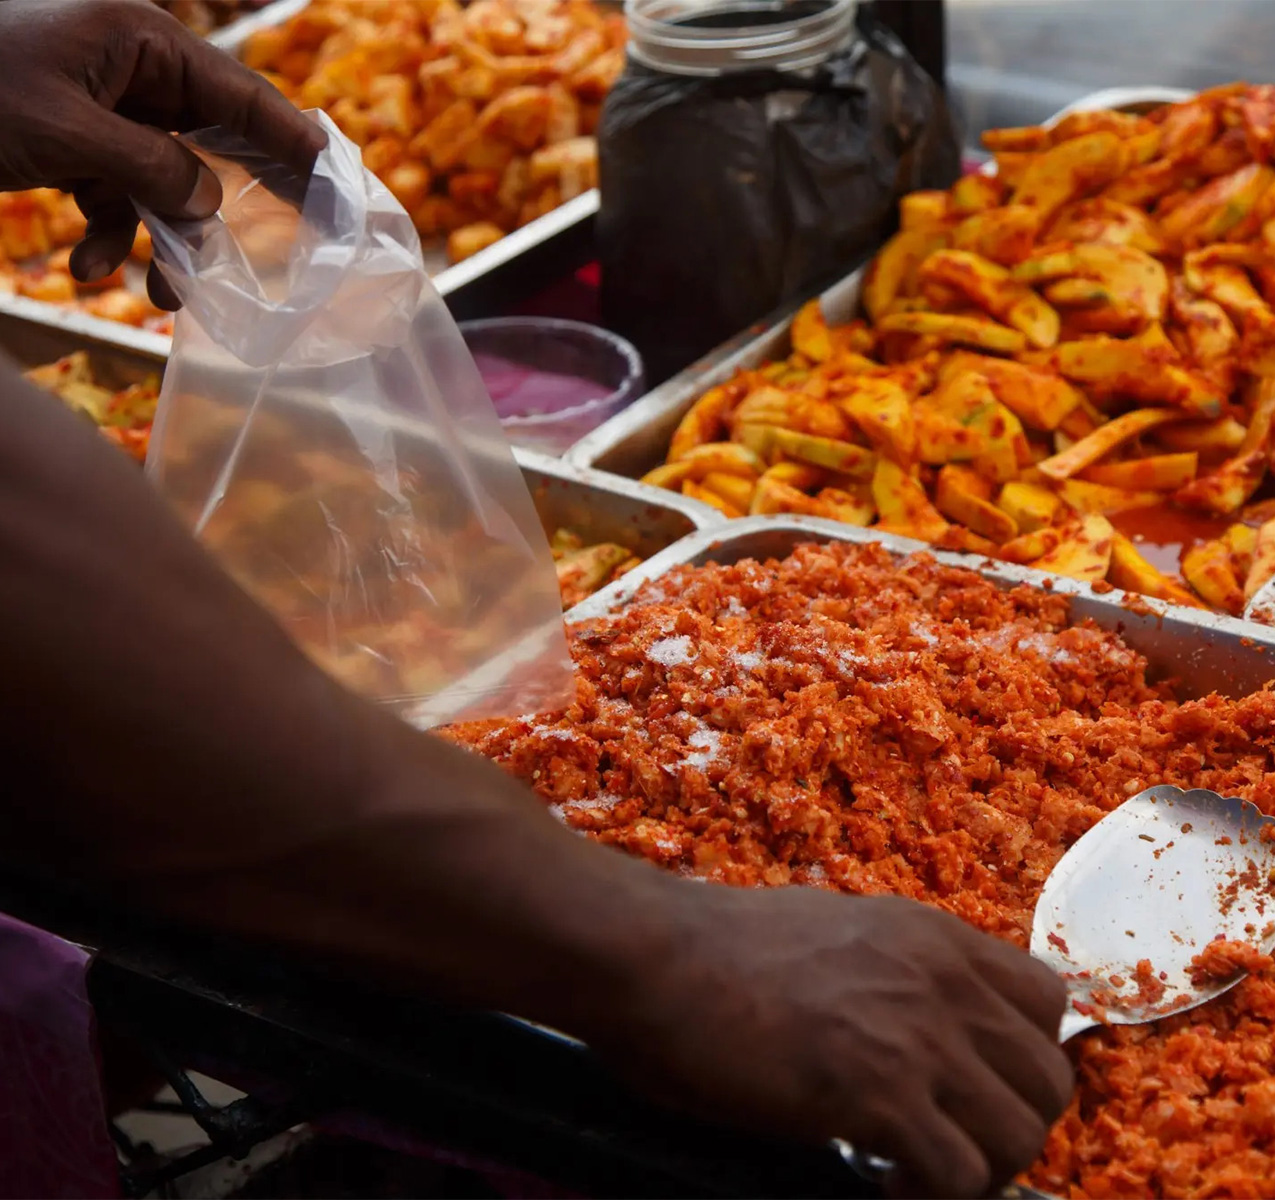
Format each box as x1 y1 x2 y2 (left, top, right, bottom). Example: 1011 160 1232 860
0 913 120 1199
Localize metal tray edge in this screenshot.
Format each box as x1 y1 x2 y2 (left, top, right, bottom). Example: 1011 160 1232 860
565 269 865 474
432 190 599 298
513 446 725 532
564 515 1260 1200
0 294 172 359
206 0 312 50
1047 86 1195 122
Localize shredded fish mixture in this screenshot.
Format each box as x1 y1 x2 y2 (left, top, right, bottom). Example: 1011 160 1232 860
1189 938 1275 988
445 541 1275 1198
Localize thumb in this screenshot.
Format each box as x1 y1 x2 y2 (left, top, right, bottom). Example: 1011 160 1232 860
75 106 223 220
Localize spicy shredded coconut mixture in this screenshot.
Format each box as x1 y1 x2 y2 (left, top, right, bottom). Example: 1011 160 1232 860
444 542 1275 1199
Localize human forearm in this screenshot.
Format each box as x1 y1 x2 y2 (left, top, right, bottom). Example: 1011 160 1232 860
161 727 690 1041
0 360 683 1037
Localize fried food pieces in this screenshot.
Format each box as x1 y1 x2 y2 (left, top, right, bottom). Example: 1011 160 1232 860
0 191 164 332
242 0 624 262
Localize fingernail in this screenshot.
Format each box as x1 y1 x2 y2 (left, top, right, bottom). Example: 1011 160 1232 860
81 256 111 283
180 166 222 221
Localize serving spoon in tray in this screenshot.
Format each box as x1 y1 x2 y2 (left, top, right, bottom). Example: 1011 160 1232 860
844 784 1275 1192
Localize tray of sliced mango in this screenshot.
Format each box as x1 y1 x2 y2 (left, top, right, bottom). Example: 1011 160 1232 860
570 83 1275 621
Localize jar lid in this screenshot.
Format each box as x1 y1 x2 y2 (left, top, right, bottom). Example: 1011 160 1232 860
626 0 855 77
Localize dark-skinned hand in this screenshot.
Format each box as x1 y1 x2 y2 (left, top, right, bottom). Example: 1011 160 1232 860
601 887 1074 1200
0 0 325 308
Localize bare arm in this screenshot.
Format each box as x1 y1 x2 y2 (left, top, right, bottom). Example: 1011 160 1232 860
0 358 679 1033
0 3 1074 1191
0 363 1072 1197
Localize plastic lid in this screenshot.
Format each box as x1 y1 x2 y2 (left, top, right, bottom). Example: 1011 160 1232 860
626 0 855 77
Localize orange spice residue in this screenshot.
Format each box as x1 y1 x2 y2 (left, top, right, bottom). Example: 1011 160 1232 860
1133 958 1168 1008
445 542 1275 1198
1189 937 1275 987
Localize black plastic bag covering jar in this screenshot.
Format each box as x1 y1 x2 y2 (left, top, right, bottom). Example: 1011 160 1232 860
597 0 961 384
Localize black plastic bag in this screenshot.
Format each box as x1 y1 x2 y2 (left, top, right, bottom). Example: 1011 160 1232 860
597 6 961 384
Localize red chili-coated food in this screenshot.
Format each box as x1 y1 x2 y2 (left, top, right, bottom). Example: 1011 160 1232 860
446 542 1275 1198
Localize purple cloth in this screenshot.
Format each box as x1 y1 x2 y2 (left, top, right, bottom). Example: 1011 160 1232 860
0 914 119 1199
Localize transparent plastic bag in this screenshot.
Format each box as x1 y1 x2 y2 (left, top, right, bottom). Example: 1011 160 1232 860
140 111 575 727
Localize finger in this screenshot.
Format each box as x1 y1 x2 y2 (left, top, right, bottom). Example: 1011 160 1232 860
161 32 327 176
937 1060 1051 1192
968 995 1074 1126
980 941 1069 1037
70 104 223 220
68 198 139 285
146 261 181 312
874 1104 990 1200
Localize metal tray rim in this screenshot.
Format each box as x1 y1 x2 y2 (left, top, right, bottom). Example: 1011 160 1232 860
514 445 726 533
206 0 311 49
0 294 172 359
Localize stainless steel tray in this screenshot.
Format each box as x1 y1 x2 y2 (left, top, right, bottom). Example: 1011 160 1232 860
564 513 1275 1200
515 447 722 560
0 294 172 363
213 0 600 322
566 267 866 479
564 514 1275 1196
568 516 1275 701
0 0 604 354
569 85 1265 634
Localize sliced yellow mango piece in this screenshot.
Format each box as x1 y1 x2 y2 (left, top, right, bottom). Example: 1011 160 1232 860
1057 478 1167 515
1182 539 1245 614
1244 518 1275 601
1080 452 1199 491
997 481 1063 534
872 459 949 543
935 465 1019 543
876 311 1027 355
1010 131 1126 219
1108 534 1204 608
1029 515 1115 583
1037 408 1187 480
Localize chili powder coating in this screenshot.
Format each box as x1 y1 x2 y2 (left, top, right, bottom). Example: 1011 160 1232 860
445 542 1275 1198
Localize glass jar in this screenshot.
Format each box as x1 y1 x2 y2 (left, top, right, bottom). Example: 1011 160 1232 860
626 0 857 77
597 0 959 384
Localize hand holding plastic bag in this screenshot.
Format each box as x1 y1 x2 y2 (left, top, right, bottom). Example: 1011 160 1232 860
140 112 575 727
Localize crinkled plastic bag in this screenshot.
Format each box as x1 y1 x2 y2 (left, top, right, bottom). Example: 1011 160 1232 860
141 112 575 727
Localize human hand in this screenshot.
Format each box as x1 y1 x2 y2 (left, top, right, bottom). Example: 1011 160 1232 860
0 0 325 308
601 887 1072 1199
